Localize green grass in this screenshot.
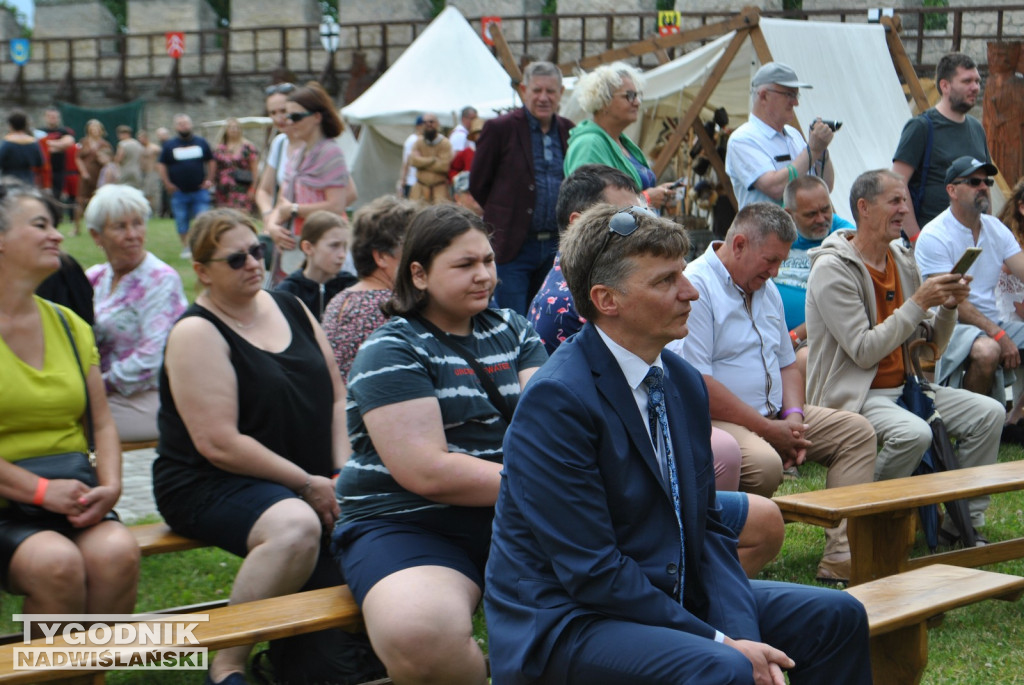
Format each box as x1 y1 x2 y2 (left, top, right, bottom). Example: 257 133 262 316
33 231 1024 682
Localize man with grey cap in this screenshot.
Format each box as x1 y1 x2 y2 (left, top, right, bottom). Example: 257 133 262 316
725 62 836 209
915 156 1024 414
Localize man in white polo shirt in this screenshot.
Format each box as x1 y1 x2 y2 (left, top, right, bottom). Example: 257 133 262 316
915 156 1024 416
670 202 876 583
725 62 836 209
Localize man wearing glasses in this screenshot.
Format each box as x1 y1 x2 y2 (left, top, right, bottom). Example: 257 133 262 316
915 156 1024 411
725 62 836 209
485 203 871 685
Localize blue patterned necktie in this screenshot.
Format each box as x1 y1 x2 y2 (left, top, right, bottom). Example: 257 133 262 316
644 366 685 599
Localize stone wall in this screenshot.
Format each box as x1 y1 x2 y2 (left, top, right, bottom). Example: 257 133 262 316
0 8 20 41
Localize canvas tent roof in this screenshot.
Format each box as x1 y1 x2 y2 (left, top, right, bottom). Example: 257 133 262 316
343 6 520 206
562 17 918 220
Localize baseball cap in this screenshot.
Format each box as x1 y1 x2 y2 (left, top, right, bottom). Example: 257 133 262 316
415 115 425 126
751 62 813 90
944 156 998 184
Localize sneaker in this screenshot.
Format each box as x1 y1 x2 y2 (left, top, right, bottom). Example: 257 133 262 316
180 247 192 259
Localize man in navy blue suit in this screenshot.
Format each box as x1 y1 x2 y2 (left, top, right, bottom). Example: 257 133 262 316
485 203 872 684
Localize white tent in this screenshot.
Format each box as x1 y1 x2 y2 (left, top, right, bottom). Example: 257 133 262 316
562 17 922 220
343 7 521 205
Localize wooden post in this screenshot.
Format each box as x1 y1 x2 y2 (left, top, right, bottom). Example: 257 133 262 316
882 15 931 113
490 22 523 85
559 7 762 75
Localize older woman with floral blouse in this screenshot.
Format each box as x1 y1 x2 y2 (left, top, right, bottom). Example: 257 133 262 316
85 184 187 442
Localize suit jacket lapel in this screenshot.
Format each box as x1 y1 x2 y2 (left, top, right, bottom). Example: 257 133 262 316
580 326 671 499
515 110 536 177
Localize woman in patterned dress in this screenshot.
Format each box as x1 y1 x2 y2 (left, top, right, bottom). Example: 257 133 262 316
213 118 259 214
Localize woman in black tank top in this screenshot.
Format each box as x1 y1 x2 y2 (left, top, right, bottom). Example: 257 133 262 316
153 208 346 685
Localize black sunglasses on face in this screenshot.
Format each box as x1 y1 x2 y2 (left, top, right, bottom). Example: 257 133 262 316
952 177 995 188
208 243 266 270
287 111 316 123
265 83 296 96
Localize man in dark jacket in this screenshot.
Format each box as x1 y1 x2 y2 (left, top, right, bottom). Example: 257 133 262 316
470 61 573 314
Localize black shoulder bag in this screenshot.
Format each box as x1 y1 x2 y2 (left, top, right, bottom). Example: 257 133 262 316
412 314 515 425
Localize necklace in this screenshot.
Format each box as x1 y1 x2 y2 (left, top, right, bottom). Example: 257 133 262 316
204 295 257 330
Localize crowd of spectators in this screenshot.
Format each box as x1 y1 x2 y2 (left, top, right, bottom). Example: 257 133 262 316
5 47 1024 684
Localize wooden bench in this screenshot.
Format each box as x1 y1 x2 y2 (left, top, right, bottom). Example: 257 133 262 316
129 522 208 557
773 460 1024 585
119 440 157 454
845 564 1024 685
2 565 1019 685
0 585 367 684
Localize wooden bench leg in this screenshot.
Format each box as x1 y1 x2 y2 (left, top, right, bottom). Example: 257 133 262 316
870 622 927 685
848 510 915 585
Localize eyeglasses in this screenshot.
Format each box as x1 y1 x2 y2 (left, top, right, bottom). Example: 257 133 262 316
766 88 799 101
952 177 995 188
287 111 316 123
207 243 266 270
264 83 296 96
619 90 641 104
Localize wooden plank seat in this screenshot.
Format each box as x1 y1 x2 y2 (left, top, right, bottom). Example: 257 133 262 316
844 564 1024 685
0 586 366 684
2 565 1019 685
773 460 1024 585
129 522 208 557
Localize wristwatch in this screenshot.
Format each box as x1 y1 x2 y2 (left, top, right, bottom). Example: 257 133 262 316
290 203 299 217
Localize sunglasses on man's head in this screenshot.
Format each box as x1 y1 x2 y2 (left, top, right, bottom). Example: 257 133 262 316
952 177 995 188
287 111 316 123
264 83 296 96
208 243 266 270
608 205 657 237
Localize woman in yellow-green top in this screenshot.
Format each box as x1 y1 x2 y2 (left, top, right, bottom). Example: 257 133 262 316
0 180 139 613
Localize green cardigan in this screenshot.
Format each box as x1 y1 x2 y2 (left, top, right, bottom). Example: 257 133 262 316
563 119 650 189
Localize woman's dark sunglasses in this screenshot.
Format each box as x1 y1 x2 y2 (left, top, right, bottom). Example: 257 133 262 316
265 83 296 95
952 177 995 188
287 111 316 123
208 243 266 270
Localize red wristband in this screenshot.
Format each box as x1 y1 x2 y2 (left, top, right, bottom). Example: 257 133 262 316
994 329 1007 342
780 407 804 419
790 330 799 343
32 477 49 506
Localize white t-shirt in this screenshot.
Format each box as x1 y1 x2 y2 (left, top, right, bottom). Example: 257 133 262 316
266 133 290 188
449 124 471 153
915 208 1021 323
402 133 418 186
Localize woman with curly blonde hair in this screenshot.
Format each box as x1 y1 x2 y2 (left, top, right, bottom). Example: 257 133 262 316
564 61 675 210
